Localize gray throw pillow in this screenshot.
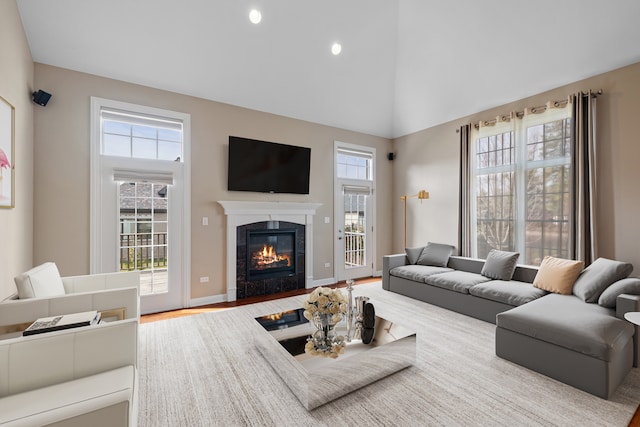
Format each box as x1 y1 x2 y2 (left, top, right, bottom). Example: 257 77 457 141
481 250 520 281
416 242 455 267
598 278 640 308
405 246 424 265
572 257 633 303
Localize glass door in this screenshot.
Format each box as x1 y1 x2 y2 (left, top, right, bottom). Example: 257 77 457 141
338 188 372 280
119 182 168 296
334 142 375 282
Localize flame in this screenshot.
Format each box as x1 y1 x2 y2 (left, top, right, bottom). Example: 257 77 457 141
252 244 291 269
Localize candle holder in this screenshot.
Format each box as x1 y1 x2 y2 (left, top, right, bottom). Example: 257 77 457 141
345 280 355 342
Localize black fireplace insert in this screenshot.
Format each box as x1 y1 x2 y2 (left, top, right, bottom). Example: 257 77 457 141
246 228 298 281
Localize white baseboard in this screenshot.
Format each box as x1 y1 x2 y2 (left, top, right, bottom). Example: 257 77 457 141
312 277 337 287
374 270 382 277
189 293 227 308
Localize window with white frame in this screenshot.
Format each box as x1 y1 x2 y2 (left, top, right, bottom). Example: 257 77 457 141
471 107 571 266
100 109 183 161
336 149 372 180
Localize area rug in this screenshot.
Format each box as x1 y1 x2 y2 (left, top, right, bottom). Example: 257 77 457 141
138 282 640 426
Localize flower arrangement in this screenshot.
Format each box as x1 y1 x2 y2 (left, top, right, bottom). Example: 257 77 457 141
303 287 348 358
302 286 348 324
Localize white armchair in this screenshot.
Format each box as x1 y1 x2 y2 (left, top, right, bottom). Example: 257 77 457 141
0 263 140 426
0 319 139 426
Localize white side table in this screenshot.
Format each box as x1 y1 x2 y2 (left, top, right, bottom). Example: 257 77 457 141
624 312 640 325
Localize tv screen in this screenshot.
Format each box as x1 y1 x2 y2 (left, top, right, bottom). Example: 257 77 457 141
227 136 311 194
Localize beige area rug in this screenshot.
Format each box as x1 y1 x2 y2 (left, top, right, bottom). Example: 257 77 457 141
138 282 640 426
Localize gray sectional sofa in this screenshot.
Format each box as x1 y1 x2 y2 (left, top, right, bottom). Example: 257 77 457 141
382 245 640 399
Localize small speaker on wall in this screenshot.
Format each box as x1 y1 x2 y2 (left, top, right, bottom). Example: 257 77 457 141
32 90 52 106
387 152 395 161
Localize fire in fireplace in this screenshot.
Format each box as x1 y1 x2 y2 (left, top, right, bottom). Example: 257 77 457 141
247 229 297 281
252 244 291 270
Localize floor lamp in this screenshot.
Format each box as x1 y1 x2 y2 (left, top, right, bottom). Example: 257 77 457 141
400 190 429 248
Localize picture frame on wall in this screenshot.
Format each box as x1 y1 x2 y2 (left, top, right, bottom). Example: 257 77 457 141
0 95 15 209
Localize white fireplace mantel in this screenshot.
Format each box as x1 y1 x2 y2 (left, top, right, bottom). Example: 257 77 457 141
218 201 322 301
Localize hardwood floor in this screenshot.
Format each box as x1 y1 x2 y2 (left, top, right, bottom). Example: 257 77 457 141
140 277 379 324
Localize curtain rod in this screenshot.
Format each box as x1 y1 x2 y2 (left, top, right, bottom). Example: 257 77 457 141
457 89 603 131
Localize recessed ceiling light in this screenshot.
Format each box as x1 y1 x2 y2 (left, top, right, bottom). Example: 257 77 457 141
249 9 262 24
331 42 342 56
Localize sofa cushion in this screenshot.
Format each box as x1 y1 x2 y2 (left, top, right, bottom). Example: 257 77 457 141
404 246 424 265
481 250 520 280
533 256 584 295
469 280 548 307
572 257 633 303
416 242 455 267
496 294 634 362
424 271 491 294
598 278 640 308
14 262 66 299
389 265 453 282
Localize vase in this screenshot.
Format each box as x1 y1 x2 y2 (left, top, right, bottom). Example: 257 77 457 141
312 312 337 350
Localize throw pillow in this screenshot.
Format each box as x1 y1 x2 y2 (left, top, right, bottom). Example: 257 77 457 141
598 277 640 308
572 257 633 303
481 250 520 281
416 242 455 267
14 262 66 299
533 256 584 295
405 246 424 265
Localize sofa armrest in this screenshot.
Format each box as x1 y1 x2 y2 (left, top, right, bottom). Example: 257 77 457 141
382 254 408 290
0 365 136 427
62 271 140 294
616 294 640 319
617 293 640 367
0 287 139 336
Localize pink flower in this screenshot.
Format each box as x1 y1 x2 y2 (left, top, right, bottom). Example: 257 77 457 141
0 148 9 169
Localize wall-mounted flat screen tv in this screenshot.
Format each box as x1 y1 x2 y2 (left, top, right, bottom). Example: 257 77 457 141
227 136 311 194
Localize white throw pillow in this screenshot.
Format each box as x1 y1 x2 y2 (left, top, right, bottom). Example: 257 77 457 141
14 262 66 299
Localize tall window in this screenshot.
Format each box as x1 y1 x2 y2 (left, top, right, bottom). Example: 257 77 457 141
471 107 571 265
91 97 190 312
336 148 373 271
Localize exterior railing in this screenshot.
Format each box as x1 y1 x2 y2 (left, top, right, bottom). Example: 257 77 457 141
119 233 167 271
345 230 365 267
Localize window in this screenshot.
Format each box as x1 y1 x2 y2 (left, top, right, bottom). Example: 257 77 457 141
471 107 571 265
101 109 183 161
337 149 372 180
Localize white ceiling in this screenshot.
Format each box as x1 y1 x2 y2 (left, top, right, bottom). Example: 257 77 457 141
17 0 640 139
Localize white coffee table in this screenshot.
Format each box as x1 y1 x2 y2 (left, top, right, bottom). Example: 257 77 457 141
254 308 416 410
624 312 640 325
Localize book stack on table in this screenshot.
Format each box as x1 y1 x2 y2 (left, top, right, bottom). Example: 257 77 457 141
23 311 101 336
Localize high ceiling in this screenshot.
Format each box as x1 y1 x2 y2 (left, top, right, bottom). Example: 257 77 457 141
17 0 640 139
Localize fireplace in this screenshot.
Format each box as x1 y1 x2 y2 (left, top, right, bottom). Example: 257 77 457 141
246 229 297 281
218 201 321 302
236 221 305 299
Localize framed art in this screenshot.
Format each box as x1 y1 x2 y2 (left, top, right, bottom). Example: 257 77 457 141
0 95 15 208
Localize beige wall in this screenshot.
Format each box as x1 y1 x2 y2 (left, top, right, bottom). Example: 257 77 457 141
0 0 34 300
393 61 640 273
33 64 393 300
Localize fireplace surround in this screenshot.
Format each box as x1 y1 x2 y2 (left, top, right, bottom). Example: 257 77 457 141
236 221 304 298
218 201 322 301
